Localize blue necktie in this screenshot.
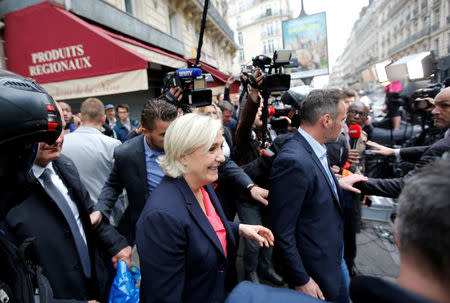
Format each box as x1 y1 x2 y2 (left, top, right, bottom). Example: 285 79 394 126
40 168 91 278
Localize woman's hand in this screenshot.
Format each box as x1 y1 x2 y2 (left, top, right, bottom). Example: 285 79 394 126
239 224 274 247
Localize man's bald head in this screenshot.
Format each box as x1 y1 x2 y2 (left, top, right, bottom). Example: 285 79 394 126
432 87 450 128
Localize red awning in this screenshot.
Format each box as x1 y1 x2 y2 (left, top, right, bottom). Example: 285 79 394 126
4 1 187 100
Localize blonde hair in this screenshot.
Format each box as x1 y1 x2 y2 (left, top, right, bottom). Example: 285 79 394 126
158 113 222 178
197 103 223 120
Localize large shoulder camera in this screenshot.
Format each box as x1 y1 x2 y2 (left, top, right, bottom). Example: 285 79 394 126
161 67 212 108
245 50 292 92
411 83 443 111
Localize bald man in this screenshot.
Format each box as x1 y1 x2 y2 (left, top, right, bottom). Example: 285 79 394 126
358 87 450 198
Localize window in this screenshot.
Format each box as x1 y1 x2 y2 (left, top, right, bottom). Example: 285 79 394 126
434 38 439 56
263 4 272 16
238 32 243 46
123 0 134 15
239 49 245 62
262 22 277 38
237 16 242 27
169 12 180 40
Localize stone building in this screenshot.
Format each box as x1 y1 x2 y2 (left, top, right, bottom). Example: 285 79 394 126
330 0 449 87
226 0 292 74
0 0 238 116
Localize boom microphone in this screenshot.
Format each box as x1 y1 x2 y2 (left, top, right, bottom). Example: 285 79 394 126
176 68 202 79
348 124 362 149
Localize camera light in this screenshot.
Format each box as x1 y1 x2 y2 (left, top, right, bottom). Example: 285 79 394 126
273 50 292 65
406 52 430 80
375 60 390 83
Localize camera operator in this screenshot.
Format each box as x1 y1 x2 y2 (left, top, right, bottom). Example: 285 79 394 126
234 68 284 286
357 87 450 198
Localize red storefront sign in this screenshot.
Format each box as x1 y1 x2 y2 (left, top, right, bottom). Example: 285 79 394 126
4 1 149 84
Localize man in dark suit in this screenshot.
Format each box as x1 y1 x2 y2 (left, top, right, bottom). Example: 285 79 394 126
4 119 131 302
93 99 270 246
269 89 366 303
361 87 450 198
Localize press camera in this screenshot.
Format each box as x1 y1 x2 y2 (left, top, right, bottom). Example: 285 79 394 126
161 68 213 108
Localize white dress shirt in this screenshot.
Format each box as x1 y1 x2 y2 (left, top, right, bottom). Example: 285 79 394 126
33 163 87 244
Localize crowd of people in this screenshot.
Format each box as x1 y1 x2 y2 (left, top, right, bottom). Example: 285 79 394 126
0 68 449 303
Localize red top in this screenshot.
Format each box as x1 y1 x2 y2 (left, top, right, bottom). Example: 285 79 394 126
201 187 227 257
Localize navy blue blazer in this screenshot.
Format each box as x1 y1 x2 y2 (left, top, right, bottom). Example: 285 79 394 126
226 281 327 303
268 131 345 301
136 176 239 303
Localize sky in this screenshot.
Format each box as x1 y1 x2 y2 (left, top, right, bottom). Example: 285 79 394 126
289 0 370 73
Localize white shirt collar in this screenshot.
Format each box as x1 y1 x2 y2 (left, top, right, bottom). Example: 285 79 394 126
297 127 327 160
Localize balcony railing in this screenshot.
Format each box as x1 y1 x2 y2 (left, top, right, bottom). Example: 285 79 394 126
388 27 430 55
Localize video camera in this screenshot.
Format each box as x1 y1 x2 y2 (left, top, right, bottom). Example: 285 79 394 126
411 83 443 111
268 89 305 131
161 67 213 108
268 101 292 131
243 50 292 92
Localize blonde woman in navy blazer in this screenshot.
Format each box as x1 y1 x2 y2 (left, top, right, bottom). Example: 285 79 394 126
136 113 274 303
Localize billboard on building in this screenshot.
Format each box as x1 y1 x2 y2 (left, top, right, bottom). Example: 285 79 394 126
282 12 329 79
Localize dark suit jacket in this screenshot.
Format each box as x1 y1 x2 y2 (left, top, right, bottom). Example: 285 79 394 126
399 145 429 163
4 155 128 301
350 275 434 303
268 131 345 301
226 281 327 303
359 135 450 198
97 135 253 245
136 176 239 303
97 135 148 245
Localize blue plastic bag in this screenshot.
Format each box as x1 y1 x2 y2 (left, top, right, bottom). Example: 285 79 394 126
109 260 141 303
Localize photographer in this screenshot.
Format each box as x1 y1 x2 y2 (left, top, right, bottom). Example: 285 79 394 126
234 69 284 286
357 87 450 198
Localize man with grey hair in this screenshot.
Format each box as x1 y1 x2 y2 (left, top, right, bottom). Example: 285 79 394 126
269 89 367 302
350 158 450 303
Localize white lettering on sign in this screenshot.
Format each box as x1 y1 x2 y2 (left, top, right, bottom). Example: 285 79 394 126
29 45 92 76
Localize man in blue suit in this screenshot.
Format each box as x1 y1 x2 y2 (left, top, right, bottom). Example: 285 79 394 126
269 89 366 303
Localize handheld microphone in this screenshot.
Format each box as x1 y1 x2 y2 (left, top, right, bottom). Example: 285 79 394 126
348 124 362 149
176 68 202 79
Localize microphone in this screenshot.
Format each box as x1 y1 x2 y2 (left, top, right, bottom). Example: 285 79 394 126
176 68 202 79
348 124 362 149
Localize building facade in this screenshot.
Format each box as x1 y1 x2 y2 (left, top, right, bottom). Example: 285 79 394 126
226 0 292 74
330 0 449 87
0 0 238 116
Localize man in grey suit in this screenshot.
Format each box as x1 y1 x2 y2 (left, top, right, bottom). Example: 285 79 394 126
62 97 122 204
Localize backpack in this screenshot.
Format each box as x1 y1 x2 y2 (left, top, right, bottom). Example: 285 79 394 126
0 232 54 303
